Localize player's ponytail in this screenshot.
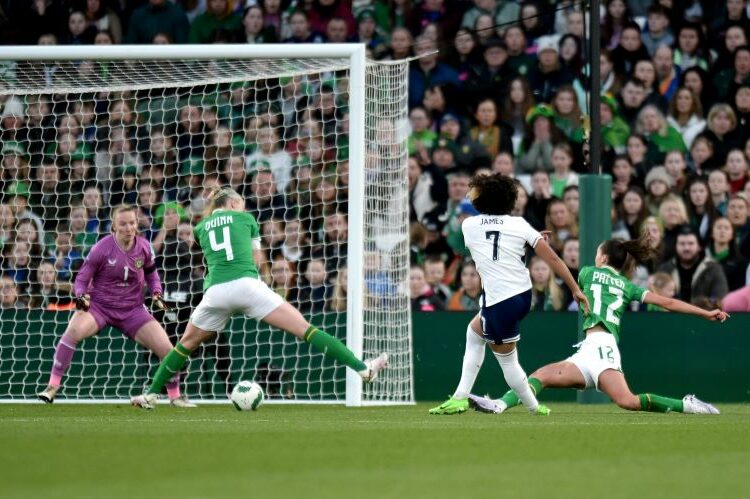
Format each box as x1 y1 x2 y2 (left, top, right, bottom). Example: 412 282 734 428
600 232 658 276
204 187 241 217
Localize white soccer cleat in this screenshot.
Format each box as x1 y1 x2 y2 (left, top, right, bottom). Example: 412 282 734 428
169 395 198 408
360 353 389 383
468 393 507 414
130 393 159 410
37 385 59 404
682 394 720 415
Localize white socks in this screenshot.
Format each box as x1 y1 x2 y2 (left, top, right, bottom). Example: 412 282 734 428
494 348 538 412
453 325 485 399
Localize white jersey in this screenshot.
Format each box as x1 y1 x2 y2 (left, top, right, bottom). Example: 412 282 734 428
462 214 542 306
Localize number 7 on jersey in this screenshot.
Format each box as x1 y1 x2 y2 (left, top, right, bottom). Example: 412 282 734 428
485 230 501 261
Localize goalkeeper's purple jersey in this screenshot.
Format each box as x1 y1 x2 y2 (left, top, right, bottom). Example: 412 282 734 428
74 235 162 310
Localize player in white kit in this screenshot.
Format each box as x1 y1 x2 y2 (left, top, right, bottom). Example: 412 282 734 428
430 174 590 415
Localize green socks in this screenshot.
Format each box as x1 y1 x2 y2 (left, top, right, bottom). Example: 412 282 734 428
638 393 684 413
304 326 367 372
499 377 544 407
147 343 191 395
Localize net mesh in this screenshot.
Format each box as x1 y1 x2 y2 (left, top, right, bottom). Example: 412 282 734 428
0 53 411 404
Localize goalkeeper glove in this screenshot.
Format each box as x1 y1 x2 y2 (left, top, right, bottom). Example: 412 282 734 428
152 293 173 312
75 294 91 312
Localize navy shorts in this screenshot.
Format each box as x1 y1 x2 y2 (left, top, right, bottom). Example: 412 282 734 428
479 289 532 344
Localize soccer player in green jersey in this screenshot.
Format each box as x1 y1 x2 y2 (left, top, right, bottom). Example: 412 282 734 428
468 234 729 415
131 187 388 409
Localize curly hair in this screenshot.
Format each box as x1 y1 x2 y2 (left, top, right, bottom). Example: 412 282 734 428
468 173 518 215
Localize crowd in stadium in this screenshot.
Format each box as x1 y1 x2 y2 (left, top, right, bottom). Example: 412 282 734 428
1 0 750 315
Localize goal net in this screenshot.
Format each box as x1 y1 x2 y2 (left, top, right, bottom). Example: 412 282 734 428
0 45 412 405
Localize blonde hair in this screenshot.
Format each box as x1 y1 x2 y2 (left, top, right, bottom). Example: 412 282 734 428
111 204 137 220
529 256 564 311
707 103 737 132
650 272 675 294
204 186 242 217
657 193 689 227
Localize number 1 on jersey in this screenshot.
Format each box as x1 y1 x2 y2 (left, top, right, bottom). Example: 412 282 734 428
485 231 501 261
209 227 234 261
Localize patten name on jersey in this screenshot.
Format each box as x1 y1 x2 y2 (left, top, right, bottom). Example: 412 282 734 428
480 217 503 225
204 215 234 231
592 271 625 289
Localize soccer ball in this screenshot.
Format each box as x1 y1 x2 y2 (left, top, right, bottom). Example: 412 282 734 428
230 381 264 411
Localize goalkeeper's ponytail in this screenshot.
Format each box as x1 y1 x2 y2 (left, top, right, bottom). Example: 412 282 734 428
204 187 242 217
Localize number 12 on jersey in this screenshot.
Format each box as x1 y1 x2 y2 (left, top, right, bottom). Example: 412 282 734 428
590 283 624 325
209 227 234 261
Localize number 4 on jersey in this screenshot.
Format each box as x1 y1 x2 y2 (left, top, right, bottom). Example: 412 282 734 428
209 227 234 261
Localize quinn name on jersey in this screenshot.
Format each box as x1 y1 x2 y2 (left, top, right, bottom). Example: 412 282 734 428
462 214 542 307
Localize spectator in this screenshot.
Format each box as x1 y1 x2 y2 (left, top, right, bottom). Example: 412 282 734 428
190 0 241 44
615 186 648 240
408 156 448 224
525 169 553 229
562 184 579 219
618 78 649 129
561 237 580 279
600 94 631 157
667 87 706 150
681 66 717 114
715 46 750 103
698 103 742 167
707 216 748 291
410 264 444 312
5 181 46 249
558 34 584 80
528 36 574 104
283 9 324 43
545 198 578 254
528 256 565 311
469 98 512 159
423 255 452 307
727 195 750 241
663 150 688 195
644 165 673 215
502 77 535 149
28 261 73 310
685 177 720 241
382 26 413 60
689 135 719 174
465 38 515 109
600 49 623 96
552 85 584 143
611 21 650 76
297 258 330 314
281 219 309 264
653 45 679 102
503 26 535 77
327 265 347 312
261 218 285 254
519 104 561 173
602 0 630 50
641 5 674 56
246 126 293 193
709 169 731 215
658 226 729 307
0 203 15 251
352 8 387 59
726 149 750 194
306 0 354 38
242 5 278 43
446 259 482 311
407 106 438 157
270 255 300 306
126 0 190 44
636 105 686 167
645 272 676 311
51 225 83 282
549 142 578 198
673 22 710 72
0 275 25 310
408 35 460 109
2 240 34 294
84 0 123 44
611 154 638 201
439 113 491 172
659 193 690 261
722 284 750 311
641 215 665 268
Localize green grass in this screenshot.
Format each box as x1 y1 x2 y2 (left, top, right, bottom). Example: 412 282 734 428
2 403 749 499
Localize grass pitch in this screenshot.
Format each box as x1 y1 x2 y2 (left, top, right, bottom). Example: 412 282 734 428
2 403 749 499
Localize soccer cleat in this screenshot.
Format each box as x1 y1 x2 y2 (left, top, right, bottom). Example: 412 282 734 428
360 353 389 383
130 393 159 410
533 404 551 416
37 385 59 404
468 393 507 414
682 394 720 415
429 397 469 415
169 395 197 408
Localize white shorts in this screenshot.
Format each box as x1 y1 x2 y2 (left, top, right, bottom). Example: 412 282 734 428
190 277 284 332
566 332 622 390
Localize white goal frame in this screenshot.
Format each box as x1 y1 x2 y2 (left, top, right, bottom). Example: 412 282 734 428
0 44 412 407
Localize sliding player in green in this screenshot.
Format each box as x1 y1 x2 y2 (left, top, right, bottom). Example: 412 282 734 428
468 234 728 415
131 187 387 409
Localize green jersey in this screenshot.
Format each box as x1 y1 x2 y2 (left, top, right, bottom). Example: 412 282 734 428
578 265 649 342
193 210 260 290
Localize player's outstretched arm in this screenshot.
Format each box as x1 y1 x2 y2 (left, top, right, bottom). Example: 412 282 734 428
643 293 729 322
534 239 591 314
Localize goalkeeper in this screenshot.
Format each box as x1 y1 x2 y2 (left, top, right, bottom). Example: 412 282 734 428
38 205 194 407
131 187 388 409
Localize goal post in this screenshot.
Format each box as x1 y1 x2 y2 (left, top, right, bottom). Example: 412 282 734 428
0 44 412 406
